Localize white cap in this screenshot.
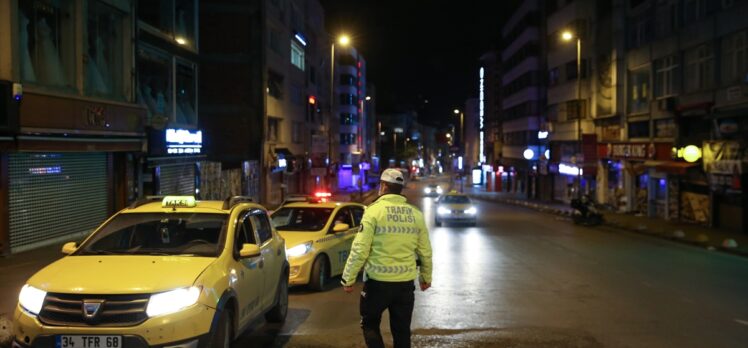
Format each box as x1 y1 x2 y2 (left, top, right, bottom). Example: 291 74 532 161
380 168 405 185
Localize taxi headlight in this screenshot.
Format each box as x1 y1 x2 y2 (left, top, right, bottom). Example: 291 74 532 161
437 207 450 215
424 187 432 194
287 241 313 258
19 285 46 315
465 207 478 215
436 186 443 194
146 286 201 317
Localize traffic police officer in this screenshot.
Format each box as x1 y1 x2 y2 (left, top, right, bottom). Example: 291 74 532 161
342 168 433 348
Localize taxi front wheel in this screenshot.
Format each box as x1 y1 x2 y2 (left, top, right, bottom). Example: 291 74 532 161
212 308 233 348
309 255 328 291
266 272 289 323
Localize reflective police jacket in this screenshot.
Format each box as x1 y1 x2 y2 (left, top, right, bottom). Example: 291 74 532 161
342 194 433 286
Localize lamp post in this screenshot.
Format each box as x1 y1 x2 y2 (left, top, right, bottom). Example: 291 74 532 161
328 34 350 190
453 108 464 157
562 30 583 198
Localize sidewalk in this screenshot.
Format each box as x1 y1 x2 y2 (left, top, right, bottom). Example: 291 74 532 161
465 185 748 257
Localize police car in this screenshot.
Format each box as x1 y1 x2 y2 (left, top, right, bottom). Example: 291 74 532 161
434 191 478 227
270 195 365 291
13 196 289 348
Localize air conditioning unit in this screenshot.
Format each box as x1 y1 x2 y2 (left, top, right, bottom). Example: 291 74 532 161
657 97 676 111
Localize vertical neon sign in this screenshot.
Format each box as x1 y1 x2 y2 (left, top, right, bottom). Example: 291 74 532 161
479 67 485 163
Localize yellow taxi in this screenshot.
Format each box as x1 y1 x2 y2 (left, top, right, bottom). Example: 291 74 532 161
270 194 365 291
435 191 478 227
13 196 288 348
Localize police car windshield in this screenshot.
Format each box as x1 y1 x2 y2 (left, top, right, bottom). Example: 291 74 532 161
441 195 470 204
271 207 334 231
77 213 227 257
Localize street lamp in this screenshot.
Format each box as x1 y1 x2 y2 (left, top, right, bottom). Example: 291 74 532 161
453 109 464 156
328 34 351 189
561 30 583 198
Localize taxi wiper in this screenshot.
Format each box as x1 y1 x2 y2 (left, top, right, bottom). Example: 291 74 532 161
85 250 118 255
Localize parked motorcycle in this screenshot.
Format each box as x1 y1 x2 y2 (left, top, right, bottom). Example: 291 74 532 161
570 195 604 226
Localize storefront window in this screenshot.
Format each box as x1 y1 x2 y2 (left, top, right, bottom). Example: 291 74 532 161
86 1 125 100
138 0 196 49
137 46 173 123
176 61 197 125
18 0 76 89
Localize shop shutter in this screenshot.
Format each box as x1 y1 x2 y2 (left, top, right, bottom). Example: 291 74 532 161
8 153 108 253
158 164 195 195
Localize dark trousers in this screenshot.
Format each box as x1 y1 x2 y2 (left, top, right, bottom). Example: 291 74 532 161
359 279 415 348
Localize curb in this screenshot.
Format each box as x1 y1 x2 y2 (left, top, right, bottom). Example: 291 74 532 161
469 193 748 258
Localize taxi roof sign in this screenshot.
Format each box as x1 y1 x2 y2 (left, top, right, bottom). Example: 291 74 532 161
162 196 196 208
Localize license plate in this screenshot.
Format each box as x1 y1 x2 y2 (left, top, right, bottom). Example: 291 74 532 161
56 335 122 348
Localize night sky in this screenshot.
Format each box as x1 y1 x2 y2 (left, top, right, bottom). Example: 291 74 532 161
320 0 518 127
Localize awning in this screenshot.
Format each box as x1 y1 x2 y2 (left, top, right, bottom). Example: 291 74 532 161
274 147 293 158
643 160 699 175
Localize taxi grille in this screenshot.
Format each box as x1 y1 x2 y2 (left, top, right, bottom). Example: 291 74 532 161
38 293 150 327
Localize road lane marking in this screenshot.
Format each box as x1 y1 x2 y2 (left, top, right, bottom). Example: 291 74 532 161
735 319 748 327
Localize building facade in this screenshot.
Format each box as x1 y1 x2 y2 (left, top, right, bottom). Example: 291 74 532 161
0 0 146 255
332 44 367 190
501 0 547 199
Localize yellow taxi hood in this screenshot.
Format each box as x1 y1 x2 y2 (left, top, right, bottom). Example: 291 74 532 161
26 256 215 294
277 231 324 248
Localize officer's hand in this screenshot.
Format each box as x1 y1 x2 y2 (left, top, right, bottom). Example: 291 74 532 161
419 282 431 291
343 285 354 293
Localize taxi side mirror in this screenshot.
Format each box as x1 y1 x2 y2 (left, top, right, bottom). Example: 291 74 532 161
239 243 261 258
61 242 77 255
332 223 350 233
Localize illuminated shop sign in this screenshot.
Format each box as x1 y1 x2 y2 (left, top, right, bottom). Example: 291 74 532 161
559 163 583 176
165 128 202 155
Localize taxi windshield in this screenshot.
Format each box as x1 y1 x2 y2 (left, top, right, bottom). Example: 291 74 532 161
77 213 227 257
271 207 334 231
441 195 470 204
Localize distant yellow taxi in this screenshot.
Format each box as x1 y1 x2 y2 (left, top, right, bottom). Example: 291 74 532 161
270 194 365 290
435 191 478 227
13 196 288 348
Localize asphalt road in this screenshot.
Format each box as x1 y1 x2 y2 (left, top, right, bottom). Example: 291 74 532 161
236 177 748 348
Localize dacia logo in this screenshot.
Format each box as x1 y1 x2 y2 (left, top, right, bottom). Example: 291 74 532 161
83 300 104 319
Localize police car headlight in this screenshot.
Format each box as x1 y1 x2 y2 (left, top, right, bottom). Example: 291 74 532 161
146 286 201 317
437 207 450 215
465 207 477 215
424 188 432 194
19 285 46 315
286 241 313 258
436 186 443 194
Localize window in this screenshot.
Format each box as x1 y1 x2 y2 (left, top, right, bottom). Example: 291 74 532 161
138 0 196 48
723 31 748 83
18 0 76 89
176 61 197 125
268 70 284 99
548 67 560 86
271 207 334 231
340 133 356 145
331 208 353 230
340 113 358 125
289 84 302 105
351 207 364 226
309 66 316 84
565 59 587 80
269 29 283 55
235 214 257 256
654 118 676 138
684 0 706 22
292 122 302 143
291 40 305 70
249 212 273 244
566 99 586 120
628 67 650 114
685 44 714 91
340 74 356 86
656 2 679 37
337 53 356 66
86 1 126 99
268 117 280 142
137 46 173 121
339 94 356 106
628 120 650 138
655 56 678 97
